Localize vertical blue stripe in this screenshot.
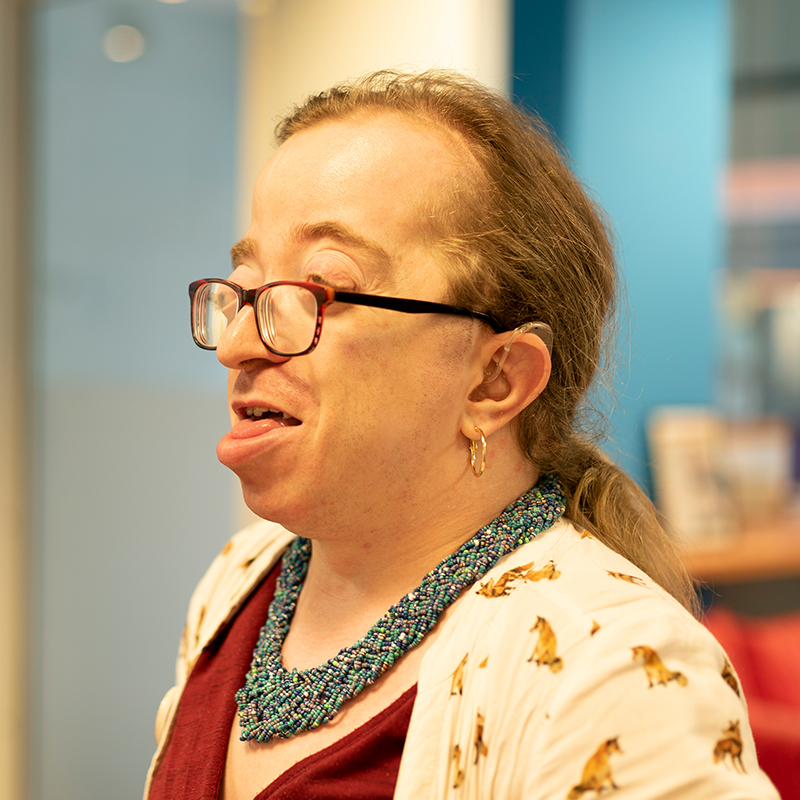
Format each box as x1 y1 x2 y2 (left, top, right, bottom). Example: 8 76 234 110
560 0 731 488
512 0 569 139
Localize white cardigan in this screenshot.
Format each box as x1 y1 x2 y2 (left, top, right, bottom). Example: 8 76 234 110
145 517 778 799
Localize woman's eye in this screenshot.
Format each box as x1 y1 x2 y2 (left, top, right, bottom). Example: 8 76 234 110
304 262 358 291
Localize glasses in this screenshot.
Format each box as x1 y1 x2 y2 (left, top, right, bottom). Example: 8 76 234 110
189 278 504 357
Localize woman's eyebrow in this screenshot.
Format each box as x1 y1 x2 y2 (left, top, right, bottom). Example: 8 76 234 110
229 224 394 273
230 237 258 267
289 221 394 273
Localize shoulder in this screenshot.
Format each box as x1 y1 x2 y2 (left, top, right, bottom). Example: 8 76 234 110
179 519 295 679
403 519 778 799
428 517 702 673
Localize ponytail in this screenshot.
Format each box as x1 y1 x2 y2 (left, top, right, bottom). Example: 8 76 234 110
557 436 699 615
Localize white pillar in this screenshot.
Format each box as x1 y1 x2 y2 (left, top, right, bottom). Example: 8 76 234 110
237 0 511 232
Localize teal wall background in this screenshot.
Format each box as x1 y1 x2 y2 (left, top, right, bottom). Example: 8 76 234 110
514 0 731 489
512 0 568 136
33 0 238 387
30 1 238 798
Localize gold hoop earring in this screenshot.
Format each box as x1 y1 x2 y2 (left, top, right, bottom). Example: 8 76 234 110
469 427 487 478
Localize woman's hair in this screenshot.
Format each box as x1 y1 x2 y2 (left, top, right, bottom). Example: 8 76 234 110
276 70 698 615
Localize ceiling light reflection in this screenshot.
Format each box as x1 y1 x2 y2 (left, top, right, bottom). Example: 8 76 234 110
103 25 145 63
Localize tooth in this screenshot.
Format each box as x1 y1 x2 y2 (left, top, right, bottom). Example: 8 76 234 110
244 405 290 419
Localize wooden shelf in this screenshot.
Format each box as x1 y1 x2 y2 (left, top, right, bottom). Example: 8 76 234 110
678 517 800 585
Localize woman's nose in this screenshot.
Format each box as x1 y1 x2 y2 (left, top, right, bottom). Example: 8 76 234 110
215 304 290 369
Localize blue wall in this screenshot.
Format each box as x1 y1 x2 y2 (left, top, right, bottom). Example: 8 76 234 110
514 0 730 489
512 0 569 138
33 0 238 388
30 2 238 798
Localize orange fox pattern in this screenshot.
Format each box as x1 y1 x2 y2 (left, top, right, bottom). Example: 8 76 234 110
567 737 623 799
606 570 647 586
446 549 756 796
522 560 561 582
714 720 746 773
631 645 689 688
473 711 489 765
475 563 532 597
451 653 468 696
721 659 741 697
476 561 560 597
528 615 564 672
451 743 465 789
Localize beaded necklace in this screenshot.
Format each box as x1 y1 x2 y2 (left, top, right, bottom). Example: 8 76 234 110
235 475 566 742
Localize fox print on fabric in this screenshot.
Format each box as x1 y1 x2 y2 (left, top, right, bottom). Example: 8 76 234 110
451 743 465 788
473 711 489 764
528 616 563 672
721 658 741 697
631 645 688 688
714 720 746 773
475 563 532 597
522 560 561 582
476 560 561 597
567 737 623 798
606 570 646 587
451 653 468 696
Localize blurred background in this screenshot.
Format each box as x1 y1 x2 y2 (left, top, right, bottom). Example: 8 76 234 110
1 0 799 798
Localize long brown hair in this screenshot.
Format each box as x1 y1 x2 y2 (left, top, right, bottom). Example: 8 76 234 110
277 70 698 615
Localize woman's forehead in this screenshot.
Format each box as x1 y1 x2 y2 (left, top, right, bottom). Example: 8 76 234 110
246 115 474 287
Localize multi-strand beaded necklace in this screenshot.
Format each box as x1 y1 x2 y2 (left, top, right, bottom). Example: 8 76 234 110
235 475 566 742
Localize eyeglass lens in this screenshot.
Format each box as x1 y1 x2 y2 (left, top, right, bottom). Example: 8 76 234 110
194 282 238 347
256 284 318 354
193 282 319 354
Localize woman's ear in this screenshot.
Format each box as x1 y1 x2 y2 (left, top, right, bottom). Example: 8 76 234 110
460 330 551 439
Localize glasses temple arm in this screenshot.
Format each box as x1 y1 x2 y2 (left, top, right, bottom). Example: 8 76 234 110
333 291 503 330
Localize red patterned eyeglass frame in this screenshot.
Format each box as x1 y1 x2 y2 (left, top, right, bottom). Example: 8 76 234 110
189 278 504 357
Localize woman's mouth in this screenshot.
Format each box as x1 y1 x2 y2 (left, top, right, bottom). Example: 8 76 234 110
218 404 302 467
243 406 301 426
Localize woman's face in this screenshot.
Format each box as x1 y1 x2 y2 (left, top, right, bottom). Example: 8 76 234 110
215 113 488 538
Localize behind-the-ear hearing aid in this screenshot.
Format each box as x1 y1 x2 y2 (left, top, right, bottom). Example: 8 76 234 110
485 321 553 383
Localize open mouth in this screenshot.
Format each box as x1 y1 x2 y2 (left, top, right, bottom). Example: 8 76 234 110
242 406 301 426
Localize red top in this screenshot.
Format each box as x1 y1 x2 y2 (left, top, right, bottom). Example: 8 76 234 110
149 559 417 800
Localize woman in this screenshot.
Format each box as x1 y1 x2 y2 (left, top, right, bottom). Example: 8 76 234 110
145 71 777 799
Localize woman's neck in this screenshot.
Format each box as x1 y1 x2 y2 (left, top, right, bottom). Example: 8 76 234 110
281 458 539 669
